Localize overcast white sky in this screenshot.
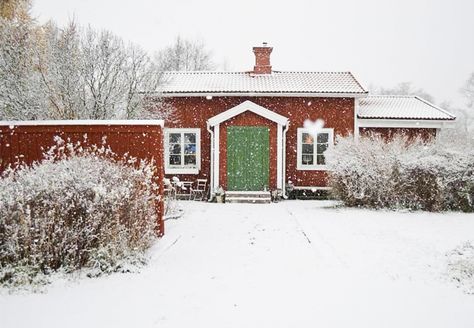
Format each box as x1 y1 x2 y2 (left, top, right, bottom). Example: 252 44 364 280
32 0 474 106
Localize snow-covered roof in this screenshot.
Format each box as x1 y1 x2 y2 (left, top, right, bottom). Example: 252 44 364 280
358 96 455 121
158 71 368 96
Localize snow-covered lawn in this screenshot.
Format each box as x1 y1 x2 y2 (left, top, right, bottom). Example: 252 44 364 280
1 201 474 328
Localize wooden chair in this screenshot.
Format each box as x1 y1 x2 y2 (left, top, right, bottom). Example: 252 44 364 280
175 181 193 200
163 178 176 200
191 179 208 201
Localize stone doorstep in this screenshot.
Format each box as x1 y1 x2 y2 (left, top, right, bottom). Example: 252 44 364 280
225 191 271 198
225 191 272 204
225 197 271 204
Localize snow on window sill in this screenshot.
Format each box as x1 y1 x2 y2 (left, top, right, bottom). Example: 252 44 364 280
296 165 331 171
165 167 200 175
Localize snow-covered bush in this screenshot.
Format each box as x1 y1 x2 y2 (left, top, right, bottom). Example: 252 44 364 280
0 138 159 287
327 134 474 211
447 242 474 294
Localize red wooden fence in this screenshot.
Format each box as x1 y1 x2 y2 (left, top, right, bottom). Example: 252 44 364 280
0 120 165 236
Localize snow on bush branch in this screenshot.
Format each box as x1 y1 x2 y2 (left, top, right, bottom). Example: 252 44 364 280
326 134 474 212
0 137 160 287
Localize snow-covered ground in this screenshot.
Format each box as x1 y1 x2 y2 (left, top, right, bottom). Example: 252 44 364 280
1 201 474 328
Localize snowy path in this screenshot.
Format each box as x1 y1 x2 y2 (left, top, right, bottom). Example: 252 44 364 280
1 201 474 328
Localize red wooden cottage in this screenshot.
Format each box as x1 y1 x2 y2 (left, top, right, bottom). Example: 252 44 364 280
149 44 455 201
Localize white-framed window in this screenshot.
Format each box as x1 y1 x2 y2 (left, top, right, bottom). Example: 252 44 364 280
164 128 201 174
296 128 334 170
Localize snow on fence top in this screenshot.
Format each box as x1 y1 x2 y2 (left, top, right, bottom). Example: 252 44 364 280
0 119 164 127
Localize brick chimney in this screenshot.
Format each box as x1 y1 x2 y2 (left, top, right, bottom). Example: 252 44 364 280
252 42 273 74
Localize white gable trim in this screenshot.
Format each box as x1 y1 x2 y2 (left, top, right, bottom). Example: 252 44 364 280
207 100 288 127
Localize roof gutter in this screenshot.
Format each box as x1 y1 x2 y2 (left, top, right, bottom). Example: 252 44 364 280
357 118 456 129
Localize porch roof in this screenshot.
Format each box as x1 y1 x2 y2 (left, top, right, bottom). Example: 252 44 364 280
358 96 456 121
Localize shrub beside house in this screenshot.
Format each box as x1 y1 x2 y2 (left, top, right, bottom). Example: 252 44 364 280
0 139 159 287
327 134 474 212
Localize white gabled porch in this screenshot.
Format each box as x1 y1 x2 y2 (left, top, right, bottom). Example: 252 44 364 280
206 100 289 198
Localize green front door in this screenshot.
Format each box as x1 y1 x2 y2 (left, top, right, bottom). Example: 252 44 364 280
227 126 270 191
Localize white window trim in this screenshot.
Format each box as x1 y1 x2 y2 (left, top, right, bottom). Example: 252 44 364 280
164 128 201 174
296 127 334 171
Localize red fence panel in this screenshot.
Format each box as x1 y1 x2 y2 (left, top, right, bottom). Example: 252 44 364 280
0 120 165 236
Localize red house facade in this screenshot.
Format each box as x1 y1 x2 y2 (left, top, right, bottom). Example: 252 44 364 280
150 44 456 199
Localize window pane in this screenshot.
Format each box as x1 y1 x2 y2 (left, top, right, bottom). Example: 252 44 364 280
169 133 181 143
184 144 196 154
184 155 196 165
170 144 181 154
169 155 181 165
317 133 329 143
302 133 314 144
317 144 328 154
302 154 313 165
302 144 314 154
184 133 196 144
317 155 326 165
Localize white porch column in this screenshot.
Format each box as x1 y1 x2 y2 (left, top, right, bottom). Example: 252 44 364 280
213 123 220 191
277 124 283 190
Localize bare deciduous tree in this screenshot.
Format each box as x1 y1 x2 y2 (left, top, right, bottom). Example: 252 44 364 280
0 0 31 20
371 82 435 104
438 74 474 140
461 73 474 109
456 73 474 135
3 19 167 121
80 27 166 119
37 21 85 119
0 6 47 120
80 28 128 119
123 44 163 119
1 14 202 121
155 36 214 71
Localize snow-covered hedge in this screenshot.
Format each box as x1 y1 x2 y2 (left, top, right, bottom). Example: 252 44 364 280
326 134 474 212
0 138 159 287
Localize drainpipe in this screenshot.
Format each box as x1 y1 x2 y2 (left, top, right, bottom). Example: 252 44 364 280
206 122 214 201
282 122 289 199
